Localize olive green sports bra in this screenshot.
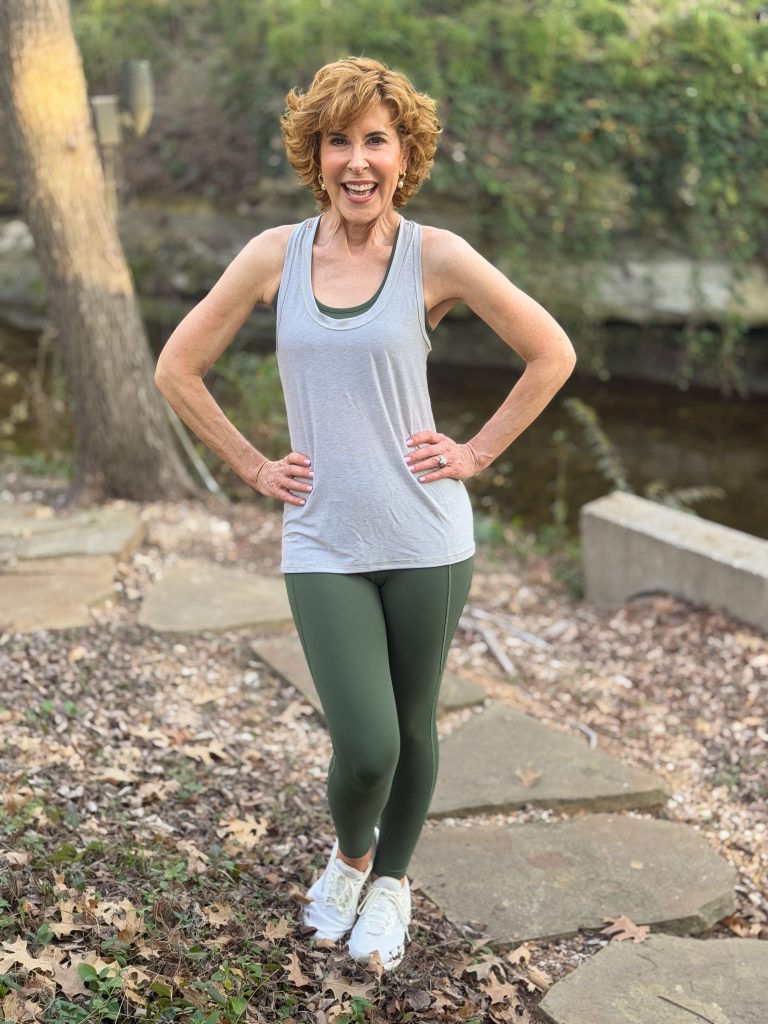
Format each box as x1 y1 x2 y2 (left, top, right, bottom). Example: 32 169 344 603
270 221 435 335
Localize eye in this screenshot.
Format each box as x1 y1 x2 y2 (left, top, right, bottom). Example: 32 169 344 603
329 137 346 146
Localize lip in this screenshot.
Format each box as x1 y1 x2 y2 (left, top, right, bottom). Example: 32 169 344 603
341 181 379 203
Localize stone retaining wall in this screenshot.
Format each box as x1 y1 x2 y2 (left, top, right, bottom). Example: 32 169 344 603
580 491 768 631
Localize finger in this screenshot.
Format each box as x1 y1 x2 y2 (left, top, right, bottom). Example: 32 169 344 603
406 431 438 448
289 451 313 466
283 469 312 490
406 442 439 462
416 454 454 481
286 469 313 490
408 451 444 471
283 488 307 506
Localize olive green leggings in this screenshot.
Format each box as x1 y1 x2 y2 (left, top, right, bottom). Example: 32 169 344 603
284 555 473 880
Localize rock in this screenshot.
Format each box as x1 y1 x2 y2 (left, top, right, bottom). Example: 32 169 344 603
538 932 768 1024
409 814 736 947
430 701 669 817
0 555 116 632
137 559 293 633
0 503 145 562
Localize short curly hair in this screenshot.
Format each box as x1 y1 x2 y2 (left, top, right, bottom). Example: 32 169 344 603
280 56 442 211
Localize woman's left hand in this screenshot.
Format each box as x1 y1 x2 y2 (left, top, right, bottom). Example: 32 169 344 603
404 431 484 483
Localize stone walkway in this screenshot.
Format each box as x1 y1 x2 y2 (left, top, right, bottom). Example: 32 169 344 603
2 501 764 1023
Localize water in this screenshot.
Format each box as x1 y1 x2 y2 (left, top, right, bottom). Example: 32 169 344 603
2 322 766 541
428 363 768 541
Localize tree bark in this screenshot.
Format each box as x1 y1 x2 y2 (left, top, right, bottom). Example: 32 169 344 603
0 0 199 505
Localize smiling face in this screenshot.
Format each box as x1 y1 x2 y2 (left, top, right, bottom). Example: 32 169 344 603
318 100 410 219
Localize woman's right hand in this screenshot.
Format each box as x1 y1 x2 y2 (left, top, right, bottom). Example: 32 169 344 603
253 452 313 506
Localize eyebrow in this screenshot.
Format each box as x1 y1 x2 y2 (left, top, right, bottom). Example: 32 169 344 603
327 129 390 137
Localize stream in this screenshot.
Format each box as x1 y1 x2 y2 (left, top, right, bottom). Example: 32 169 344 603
1 322 766 542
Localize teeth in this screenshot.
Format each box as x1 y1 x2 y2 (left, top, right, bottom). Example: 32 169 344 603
346 183 376 192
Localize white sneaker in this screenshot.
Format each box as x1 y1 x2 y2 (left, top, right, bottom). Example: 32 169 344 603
347 875 412 971
302 826 380 942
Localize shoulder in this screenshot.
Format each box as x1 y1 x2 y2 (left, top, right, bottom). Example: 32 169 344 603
419 223 481 304
245 222 304 302
244 222 303 259
420 224 478 273
420 223 466 258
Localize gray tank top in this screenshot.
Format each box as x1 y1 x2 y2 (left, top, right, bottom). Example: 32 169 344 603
275 213 475 573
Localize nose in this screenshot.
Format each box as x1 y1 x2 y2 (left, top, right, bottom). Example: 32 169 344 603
347 143 369 173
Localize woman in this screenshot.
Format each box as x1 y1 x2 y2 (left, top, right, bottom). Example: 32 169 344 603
155 56 576 972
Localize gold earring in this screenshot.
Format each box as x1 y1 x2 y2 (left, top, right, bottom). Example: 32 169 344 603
318 174 326 191
398 171 406 189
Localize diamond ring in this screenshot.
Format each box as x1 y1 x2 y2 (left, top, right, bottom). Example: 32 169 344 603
436 455 448 468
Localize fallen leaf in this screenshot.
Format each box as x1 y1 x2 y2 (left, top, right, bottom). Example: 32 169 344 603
264 916 293 940
600 914 650 942
216 815 269 848
514 765 542 787
203 903 233 927
284 950 312 988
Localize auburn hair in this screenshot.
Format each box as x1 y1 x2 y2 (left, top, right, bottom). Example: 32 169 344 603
280 56 442 211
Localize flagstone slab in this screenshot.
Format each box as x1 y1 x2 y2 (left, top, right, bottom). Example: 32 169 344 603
538 932 767 1024
252 633 486 715
138 559 293 633
410 815 736 949
429 701 669 817
0 555 116 632
0 503 145 562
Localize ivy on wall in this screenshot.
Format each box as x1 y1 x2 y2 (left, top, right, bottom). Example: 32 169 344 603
73 0 767 393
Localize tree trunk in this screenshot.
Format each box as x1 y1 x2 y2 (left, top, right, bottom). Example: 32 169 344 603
0 0 199 505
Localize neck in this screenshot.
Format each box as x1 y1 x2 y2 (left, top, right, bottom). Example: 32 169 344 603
317 209 401 253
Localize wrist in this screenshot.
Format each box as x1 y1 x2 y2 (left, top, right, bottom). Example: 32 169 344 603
254 459 271 485
464 441 492 473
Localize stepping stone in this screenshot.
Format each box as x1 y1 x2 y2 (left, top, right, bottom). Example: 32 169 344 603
538 932 768 1024
0 503 145 562
409 814 736 948
252 633 486 715
429 701 668 816
138 559 293 633
0 555 116 632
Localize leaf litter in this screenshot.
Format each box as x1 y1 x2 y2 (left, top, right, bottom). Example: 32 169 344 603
0 465 765 1022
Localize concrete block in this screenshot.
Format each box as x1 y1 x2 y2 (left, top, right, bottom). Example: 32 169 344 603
580 491 768 630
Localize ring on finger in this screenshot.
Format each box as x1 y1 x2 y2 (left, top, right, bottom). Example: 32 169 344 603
436 455 448 468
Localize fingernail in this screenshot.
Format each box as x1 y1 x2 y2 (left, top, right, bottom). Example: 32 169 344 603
406 438 414 445
300 499 306 504
304 459 311 466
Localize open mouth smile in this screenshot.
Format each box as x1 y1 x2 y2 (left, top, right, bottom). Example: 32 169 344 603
341 182 378 201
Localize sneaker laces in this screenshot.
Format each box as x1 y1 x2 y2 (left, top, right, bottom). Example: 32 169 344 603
356 884 411 942
321 859 363 917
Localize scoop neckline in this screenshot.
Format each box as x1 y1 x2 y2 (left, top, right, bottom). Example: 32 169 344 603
302 214 407 330
314 220 401 314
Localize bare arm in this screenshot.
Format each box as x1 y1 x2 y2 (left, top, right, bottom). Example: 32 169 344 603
154 226 311 505
409 230 577 481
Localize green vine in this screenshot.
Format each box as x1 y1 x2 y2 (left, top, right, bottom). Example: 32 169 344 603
71 0 768 393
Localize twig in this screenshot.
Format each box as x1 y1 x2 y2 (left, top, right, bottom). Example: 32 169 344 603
657 994 719 1023
459 615 518 678
566 720 599 749
464 605 553 649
